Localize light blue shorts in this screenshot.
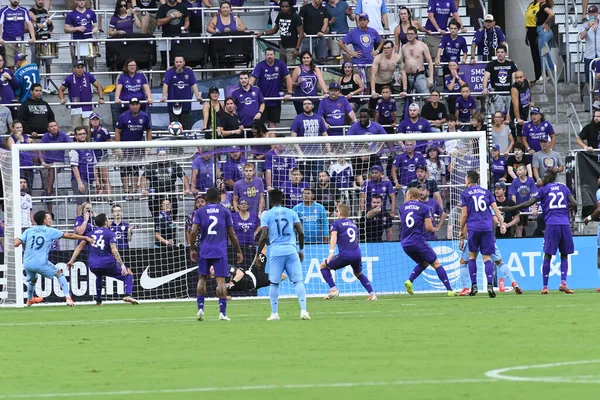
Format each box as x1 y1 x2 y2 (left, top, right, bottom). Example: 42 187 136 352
268 254 303 284
24 262 59 282
461 241 502 263
597 226 600 249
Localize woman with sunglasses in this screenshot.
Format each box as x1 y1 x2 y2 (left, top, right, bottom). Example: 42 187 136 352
109 0 142 37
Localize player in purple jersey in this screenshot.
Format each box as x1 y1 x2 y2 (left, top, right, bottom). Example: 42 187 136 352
400 188 454 296
459 170 507 298
319 203 377 300
502 171 577 294
67 214 139 305
190 188 243 321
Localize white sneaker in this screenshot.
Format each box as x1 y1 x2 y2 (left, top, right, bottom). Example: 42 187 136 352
300 310 311 320
196 309 204 321
218 313 231 321
267 313 280 321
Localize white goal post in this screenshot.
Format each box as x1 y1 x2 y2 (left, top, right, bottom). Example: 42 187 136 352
1 131 488 307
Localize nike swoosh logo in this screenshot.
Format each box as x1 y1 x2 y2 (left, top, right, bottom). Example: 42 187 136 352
140 265 198 290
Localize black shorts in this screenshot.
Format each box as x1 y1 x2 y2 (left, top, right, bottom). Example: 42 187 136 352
261 103 282 124
518 214 529 226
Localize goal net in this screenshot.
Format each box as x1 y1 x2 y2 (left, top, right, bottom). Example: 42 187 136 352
0 132 487 307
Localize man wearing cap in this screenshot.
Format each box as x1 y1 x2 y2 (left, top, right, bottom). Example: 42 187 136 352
354 0 388 34
317 82 356 136
299 0 329 61
391 140 426 202
532 136 564 187
339 13 383 71
161 55 202 129
417 182 446 241
250 48 292 129
64 0 99 70
493 181 518 238
579 5 600 95
510 70 533 139
13 52 40 103
360 164 396 217
17 82 53 138
397 103 432 152
59 60 105 131
423 0 465 61
400 26 434 100
69 126 96 205
408 164 443 208
470 14 507 63
369 39 402 109
0 0 36 69
522 107 555 154
231 71 265 130
491 143 508 183
482 45 518 117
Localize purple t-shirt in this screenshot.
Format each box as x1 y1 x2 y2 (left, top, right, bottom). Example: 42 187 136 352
61 72 97 112
233 177 264 214
397 117 432 150
109 14 135 34
290 113 327 137
231 85 264 127
265 149 296 189
375 98 397 125
509 176 537 205
251 60 290 106
110 221 130 250
425 0 457 31
422 198 443 241
361 179 394 210
331 218 360 256
400 200 432 244
456 95 476 123
88 227 116 269
317 96 352 135
0 6 31 41
70 148 95 183
115 110 151 142
491 157 507 182
192 156 217 191
281 181 309 208
223 157 247 183
522 120 555 152
342 27 381 65
472 27 506 57
534 182 572 226
65 8 97 40
460 185 496 232
193 203 233 259
0 67 17 105
163 67 197 112
439 34 468 62
393 152 426 186
232 212 260 246
41 131 72 163
347 121 386 136
444 71 465 104
117 72 149 102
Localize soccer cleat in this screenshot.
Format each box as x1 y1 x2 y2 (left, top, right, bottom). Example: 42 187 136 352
469 283 478 297
447 290 456 297
597 288 600 292
66 297 75 307
540 288 549 295
267 313 280 321
512 282 523 295
458 288 471 296
324 288 340 300
218 313 231 321
96 301 102 306
196 309 204 321
487 283 496 298
404 280 414 295
367 293 378 301
26 297 44 307
122 296 139 305
559 285 574 294
300 310 311 320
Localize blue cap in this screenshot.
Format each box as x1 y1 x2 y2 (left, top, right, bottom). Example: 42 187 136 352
530 107 541 115
358 13 369 20
494 181 506 190
492 144 500 151
89 112 101 120
370 165 383 172
329 82 341 90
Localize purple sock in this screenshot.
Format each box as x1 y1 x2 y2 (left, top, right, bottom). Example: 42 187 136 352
196 295 204 311
484 260 494 286
542 258 551 287
468 259 477 285
320 268 336 289
408 264 427 282
358 273 374 293
124 275 133 296
560 257 569 284
219 298 227 316
435 267 452 291
95 276 103 302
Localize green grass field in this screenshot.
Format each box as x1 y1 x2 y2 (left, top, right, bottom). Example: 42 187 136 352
1 291 600 400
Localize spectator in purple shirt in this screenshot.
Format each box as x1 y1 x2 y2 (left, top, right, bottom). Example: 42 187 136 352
233 163 264 214
455 84 476 123
360 164 396 215
115 59 153 114
231 71 265 130
281 167 310 208
0 55 18 113
338 13 382 66
231 197 260 266
64 0 99 70
424 0 464 61
59 60 105 131
435 19 468 71
69 126 97 206
191 147 220 194
317 82 357 136
108 0 142 37
265 137 296 190
397 103 433 152
470 14 507 63
391 140 426 199
0 0 36 69
39 121 71 206
222 148 247 190
161 56 202 129
110 203 134 250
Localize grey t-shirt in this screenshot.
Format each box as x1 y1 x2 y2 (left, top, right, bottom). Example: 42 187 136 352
532 150 564 174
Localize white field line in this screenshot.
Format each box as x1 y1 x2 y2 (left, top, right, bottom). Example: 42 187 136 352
485 360 600 383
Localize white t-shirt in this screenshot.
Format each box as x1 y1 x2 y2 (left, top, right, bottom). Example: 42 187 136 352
21 193 32 227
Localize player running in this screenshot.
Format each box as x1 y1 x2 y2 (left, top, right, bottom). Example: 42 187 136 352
190 188 243 321
459 170 507 298
319 203 377 301
502 170 577 294
67 213 139 305
15 211 93 307
255 189 310 321
400 188 455 297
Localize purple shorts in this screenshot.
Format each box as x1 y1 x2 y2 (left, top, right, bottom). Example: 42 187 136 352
403 243 437 265
198 257 228 277
326 254 362 274
468 230 495 255
90 263 122 278
543 225 574 256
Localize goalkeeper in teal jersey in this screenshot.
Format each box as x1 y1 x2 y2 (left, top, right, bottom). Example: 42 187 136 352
14 53 41 102
293 187 329 244
255 189 310 321
14 211 93 307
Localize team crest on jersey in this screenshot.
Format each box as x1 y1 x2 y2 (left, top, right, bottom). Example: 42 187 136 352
543 157 555 168
418 125 423 130
541 126 545 131
360 34 373 47
251 91 255 96
455 43 460 48
121 226 126 231
184 74 189 79
139 119 143 123
275 66 279 72
136 79 141 83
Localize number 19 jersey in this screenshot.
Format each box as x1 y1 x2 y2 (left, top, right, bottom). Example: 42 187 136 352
261 205 301 257
20 225 64 267
193 204 233 259
460 185 496 232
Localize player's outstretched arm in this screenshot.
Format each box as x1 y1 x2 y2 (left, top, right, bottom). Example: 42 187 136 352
294 222 305 262
327 231 338 263
227 226 243 264
584 199 600 224
67 240 88 269
501 197 537 213
254 227 269 266
63 232 94 243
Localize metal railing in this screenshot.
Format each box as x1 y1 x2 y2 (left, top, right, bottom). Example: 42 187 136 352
588 57 600 116
567 101 584 150
541 42 560 123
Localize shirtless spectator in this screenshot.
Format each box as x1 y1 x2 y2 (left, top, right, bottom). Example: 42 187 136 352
400 26 434 101
369 40 402 110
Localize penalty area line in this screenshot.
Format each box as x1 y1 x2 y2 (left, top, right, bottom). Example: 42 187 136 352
0 378 494 398
485 360 600 383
